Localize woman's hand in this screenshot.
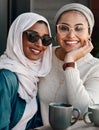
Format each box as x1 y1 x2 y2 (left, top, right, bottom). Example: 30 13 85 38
64 39 93 62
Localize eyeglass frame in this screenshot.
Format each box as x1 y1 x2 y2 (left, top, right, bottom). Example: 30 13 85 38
56 23 90 36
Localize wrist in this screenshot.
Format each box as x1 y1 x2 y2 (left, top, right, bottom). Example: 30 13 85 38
64 54 75 63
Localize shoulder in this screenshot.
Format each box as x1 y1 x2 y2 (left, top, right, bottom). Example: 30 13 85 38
84 55 99 75
0 69 18 85
90 56 99 67
0 68 13 74
52 45 59 51
80 53 99 67
0 69 17 77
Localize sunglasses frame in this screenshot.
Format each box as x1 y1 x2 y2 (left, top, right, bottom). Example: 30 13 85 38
23 30 53 46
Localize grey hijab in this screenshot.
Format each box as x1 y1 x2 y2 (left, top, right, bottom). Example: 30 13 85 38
54 3 95 35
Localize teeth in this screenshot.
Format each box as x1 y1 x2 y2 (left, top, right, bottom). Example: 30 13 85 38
32 49 40 52
66 41 77 44
31 48 41 54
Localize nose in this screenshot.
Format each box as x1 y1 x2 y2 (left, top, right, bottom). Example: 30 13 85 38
67 29 76 38
35 39 43 47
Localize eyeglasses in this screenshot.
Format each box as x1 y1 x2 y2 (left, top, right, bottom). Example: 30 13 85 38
23 30 53 46
56 24 89 36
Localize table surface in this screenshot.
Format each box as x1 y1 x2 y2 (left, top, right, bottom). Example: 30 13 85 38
33 120 99 130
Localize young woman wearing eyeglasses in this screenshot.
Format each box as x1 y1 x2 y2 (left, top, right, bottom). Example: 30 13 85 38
39 3 99 125
0 12 52 130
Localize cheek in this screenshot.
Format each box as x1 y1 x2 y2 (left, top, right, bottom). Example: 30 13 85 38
22 40 31 58
42 46 48 51
82 31 90 39
23 36 28 51
23 42 28 53
23 46 29 58
56 34 62 43
79 32 90 45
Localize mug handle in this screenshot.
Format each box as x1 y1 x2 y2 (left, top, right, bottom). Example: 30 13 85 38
71 108 81 125
83 112 94 125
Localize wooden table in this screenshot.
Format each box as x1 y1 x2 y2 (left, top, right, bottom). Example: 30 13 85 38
33 120 99 130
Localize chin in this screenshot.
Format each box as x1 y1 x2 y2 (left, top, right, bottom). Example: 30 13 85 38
32 56 42 61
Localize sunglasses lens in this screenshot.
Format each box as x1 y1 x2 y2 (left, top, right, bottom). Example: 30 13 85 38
29 35 39 43
23 30 39 43
42 35 52 46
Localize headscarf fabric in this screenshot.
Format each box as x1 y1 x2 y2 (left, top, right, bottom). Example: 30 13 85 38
54 3 95 35
0 12 52 102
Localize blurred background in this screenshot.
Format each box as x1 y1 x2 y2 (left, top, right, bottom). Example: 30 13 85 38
0 0 99 57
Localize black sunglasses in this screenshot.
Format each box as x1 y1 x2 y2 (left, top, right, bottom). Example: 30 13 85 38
23 30 53 46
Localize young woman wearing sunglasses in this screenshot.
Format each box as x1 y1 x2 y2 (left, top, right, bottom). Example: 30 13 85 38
0 12 52 130
39 3 99 125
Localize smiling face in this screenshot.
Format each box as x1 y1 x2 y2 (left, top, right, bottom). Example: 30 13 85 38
56 11 90 53
23 21 49 60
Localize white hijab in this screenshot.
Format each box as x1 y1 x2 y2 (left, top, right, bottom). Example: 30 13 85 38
0 12 52 102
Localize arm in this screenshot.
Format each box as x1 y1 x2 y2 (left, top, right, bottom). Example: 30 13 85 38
64 64 99 117
0 69 18 130
62 39 95 117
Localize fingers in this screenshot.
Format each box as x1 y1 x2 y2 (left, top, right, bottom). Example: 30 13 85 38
82 39 93 53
